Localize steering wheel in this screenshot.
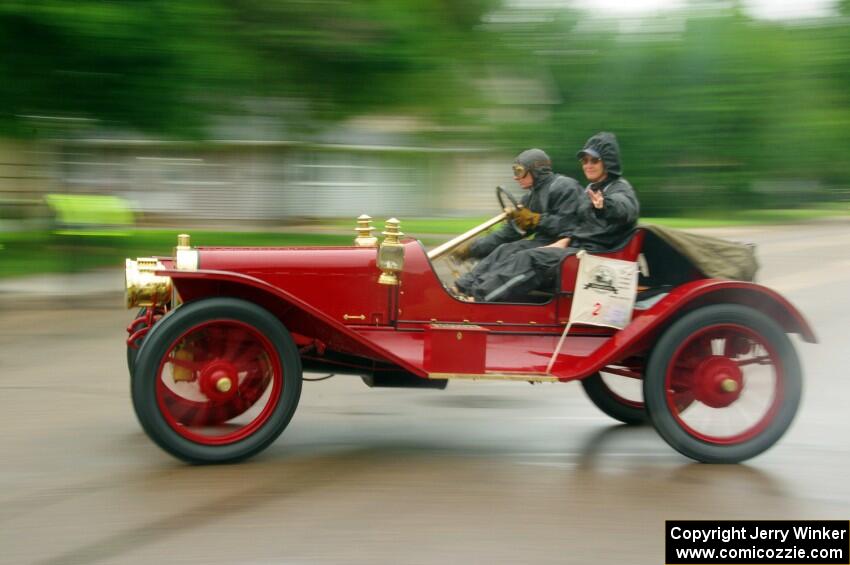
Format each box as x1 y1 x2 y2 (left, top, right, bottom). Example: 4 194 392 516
496 185 526 236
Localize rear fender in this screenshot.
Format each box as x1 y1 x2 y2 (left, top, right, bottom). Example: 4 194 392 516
553 279 815 381
620 279 815 359
648 280 816 342
164 269 426 377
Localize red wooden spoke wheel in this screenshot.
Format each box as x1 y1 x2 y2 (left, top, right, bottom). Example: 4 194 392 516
644 304 801 463
156 320 279 443
132 298 302 464
664 324 778 443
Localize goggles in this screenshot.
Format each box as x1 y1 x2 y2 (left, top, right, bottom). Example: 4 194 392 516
579 156 602 165
512 164 528 178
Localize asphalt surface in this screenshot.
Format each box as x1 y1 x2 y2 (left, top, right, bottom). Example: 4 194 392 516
1 220 849 564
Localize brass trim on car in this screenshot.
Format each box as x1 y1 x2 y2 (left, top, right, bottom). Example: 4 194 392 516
354 214 378 247
174 233 198 271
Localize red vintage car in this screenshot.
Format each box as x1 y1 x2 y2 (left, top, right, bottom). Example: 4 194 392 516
124 211 814 465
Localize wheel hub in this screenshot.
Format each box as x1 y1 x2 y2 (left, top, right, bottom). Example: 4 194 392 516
693 356 743 408
199 360 239 402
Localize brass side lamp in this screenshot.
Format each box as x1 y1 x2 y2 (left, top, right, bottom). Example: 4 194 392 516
377 218 404 286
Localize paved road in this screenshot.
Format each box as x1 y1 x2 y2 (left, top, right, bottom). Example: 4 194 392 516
1 221 849 564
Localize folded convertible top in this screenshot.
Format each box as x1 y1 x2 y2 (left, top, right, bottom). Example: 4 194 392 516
640 224 759 282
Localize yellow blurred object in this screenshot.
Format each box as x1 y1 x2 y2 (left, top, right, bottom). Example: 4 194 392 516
45 193 134 236
172 347 195 383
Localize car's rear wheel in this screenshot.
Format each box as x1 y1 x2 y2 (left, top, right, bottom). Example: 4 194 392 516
644 304 801 463
132 298 302 464
581 371 647 425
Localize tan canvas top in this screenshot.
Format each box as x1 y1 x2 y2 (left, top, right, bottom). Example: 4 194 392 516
640 224 759 281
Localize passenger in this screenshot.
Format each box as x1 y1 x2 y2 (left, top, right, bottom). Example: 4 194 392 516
467 132 639 302
453 148 582 301
546 131 639 253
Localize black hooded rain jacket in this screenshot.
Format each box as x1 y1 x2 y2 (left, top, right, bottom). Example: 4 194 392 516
455 149 582 299
468 149 582 258
566 132 639 252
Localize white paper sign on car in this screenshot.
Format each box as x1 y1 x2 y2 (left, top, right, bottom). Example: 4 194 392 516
569 252 639 329
546 251 639 373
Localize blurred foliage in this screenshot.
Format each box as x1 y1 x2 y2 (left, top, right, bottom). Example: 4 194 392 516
2 1 850 214
0 1 245 136
225 0 501 122
0 0 499 135
490 3 850 214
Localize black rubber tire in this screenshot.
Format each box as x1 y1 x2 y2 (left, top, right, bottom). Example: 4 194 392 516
643 304 802 464
581 372 648 425
132 298 302 464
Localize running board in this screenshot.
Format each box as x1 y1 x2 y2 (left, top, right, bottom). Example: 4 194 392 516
427 372 560 383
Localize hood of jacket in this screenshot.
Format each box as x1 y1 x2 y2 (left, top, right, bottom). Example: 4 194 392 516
577 132 622 177
514 148 553 189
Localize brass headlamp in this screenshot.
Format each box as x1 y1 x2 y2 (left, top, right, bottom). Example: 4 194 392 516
125 257 171 309
377 218 404 286
125 234 196 309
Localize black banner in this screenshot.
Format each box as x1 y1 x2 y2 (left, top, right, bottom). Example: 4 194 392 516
666 520 849 564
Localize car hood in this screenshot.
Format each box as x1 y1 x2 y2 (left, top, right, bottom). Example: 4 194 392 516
197 245 378 275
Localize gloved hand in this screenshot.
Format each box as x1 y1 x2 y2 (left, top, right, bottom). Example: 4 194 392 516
511 207 540 231
451 240 474 261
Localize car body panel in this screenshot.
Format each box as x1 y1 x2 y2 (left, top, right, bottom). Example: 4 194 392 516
197 246 391 327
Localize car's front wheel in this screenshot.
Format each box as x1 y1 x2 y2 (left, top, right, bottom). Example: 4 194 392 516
132 298 302 464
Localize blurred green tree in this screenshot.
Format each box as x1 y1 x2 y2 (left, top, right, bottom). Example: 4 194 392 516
222 0 501 125
0 1 246 136
491 4 850 214
0 0 500 137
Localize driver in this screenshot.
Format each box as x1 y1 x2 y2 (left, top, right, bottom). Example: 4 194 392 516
453 148 582 300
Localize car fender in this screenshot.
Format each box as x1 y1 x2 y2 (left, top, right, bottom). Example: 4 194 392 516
161 268 427 377
638 279 816 343
553 278 815 379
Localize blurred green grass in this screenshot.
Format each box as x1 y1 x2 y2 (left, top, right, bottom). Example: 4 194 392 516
1 205 848 279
